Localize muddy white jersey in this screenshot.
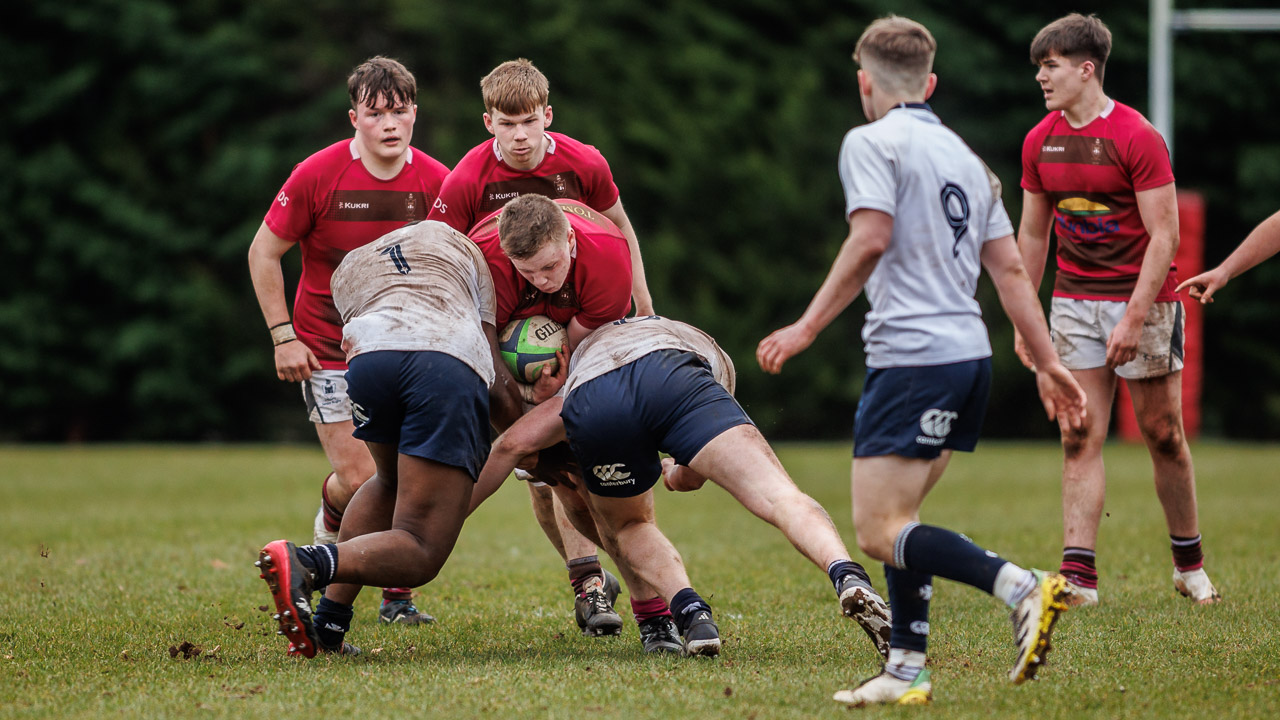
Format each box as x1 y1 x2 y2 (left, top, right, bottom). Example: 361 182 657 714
562 316 735 396
331 220 497 385
839 105 1013 367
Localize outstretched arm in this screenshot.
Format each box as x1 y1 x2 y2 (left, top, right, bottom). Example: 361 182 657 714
1177 209 1280 303
468 397 567 516
756 209 892 374
981 234 1086 430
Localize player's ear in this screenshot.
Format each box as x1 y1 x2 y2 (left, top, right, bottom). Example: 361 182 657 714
483 112 495 135
543 105 553 128
1079 60 1095 82
924 73 938 100
349 108 358 128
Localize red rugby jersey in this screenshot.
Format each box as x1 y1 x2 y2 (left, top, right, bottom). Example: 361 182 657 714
1021 100 1178 301
427 132 620 234
264 140 450 368
469 199 632 329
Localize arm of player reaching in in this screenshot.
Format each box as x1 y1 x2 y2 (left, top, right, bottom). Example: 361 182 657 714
485 322 524 432
247 221 321 382
1109 183 1179 368
1013 190 1054 370
600 199 655 317
981 234 1086 430
756 209 892 374
660 456 708 492
1177 209 1280 304
468 397 568 516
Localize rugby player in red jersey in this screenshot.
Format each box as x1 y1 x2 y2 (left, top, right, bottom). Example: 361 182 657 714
435 59 654 634
247 56 450 625
1015 14 1220 607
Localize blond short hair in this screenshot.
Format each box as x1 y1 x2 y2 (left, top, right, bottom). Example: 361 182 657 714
853 16 936 96
481 58 550 115
497 195 569 260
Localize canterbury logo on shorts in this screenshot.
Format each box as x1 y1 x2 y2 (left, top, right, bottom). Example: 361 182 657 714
916 409 958 446
592 463 633 486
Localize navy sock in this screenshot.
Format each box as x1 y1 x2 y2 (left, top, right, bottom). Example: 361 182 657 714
896 522 1005 595
884 564 931 654
670 587 711 631
296 543 338 589
314 596 354 650
826 559 871 591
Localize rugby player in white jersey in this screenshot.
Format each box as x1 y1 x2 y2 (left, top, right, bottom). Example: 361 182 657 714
254 220 521 657
756 16 1088 706
468 315 893 659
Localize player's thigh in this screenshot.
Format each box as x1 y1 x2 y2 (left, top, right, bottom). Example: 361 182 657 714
687 424 797 506
561 371 664 500
1062 367 1118 444
584 490 656 538
851 454 937 527
1125 370 1186 435
390 455 474 547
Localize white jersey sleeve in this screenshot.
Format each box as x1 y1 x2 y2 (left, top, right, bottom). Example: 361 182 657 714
839 130 897 218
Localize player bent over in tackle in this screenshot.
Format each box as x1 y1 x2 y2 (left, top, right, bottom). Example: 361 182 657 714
757 16 1088 705
254 220 520 657
470 316 891 659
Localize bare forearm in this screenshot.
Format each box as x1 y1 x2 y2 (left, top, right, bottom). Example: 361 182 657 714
1220 211 1280 279
1015 228 1050 292
992 263 1057 367
796 235 881 337
1127 231 1178 317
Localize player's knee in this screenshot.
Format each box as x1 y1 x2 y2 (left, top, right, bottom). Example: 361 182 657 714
1060 424 1094 461
1143 414 1188 461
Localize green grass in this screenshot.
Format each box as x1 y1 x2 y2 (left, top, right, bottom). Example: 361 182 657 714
2 442 1278 718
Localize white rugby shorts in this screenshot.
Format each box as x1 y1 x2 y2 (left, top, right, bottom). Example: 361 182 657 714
302 369 353 424
1049 298 1184 379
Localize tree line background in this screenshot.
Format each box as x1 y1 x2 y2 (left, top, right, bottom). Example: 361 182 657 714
3 0 1278 443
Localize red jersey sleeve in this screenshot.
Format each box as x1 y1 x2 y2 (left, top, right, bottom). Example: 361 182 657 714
427 169 481 233
1123 120 1175 192
1020 120 1049 195
570 227 633 330
264 160 322 242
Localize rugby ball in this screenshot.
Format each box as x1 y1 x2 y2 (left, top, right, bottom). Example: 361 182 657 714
498 315 566 383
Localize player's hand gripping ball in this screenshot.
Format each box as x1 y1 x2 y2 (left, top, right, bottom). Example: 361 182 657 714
498 315 566 382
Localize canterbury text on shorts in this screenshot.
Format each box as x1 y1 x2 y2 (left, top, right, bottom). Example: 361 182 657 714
853 358 991 459
561 349 753 498
345 350 490 480
302 369 352 424
1050 298 1184 380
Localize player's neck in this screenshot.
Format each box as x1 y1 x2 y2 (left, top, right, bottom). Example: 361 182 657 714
1062 86 1110 129
354 137 410 180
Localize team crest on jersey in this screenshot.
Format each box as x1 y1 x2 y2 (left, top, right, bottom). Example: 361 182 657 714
404 192 417 220
553 173 567 196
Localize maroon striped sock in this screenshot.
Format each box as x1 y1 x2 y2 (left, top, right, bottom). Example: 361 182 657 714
320 472 343 533
567 555 603 595
1060 546 1098 589
630 596 671 624
382 587 412 603
1171 534 1204 571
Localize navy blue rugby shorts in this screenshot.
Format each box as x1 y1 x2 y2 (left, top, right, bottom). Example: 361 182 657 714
345 350 489 480
561 349 753 498
853 357 991 459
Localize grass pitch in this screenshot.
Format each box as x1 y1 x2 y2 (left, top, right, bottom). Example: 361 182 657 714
2 441 1278 718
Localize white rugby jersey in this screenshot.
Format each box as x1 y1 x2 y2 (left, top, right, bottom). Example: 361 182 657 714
838 104 1014 367
330 220 497 385
561 316 735 397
